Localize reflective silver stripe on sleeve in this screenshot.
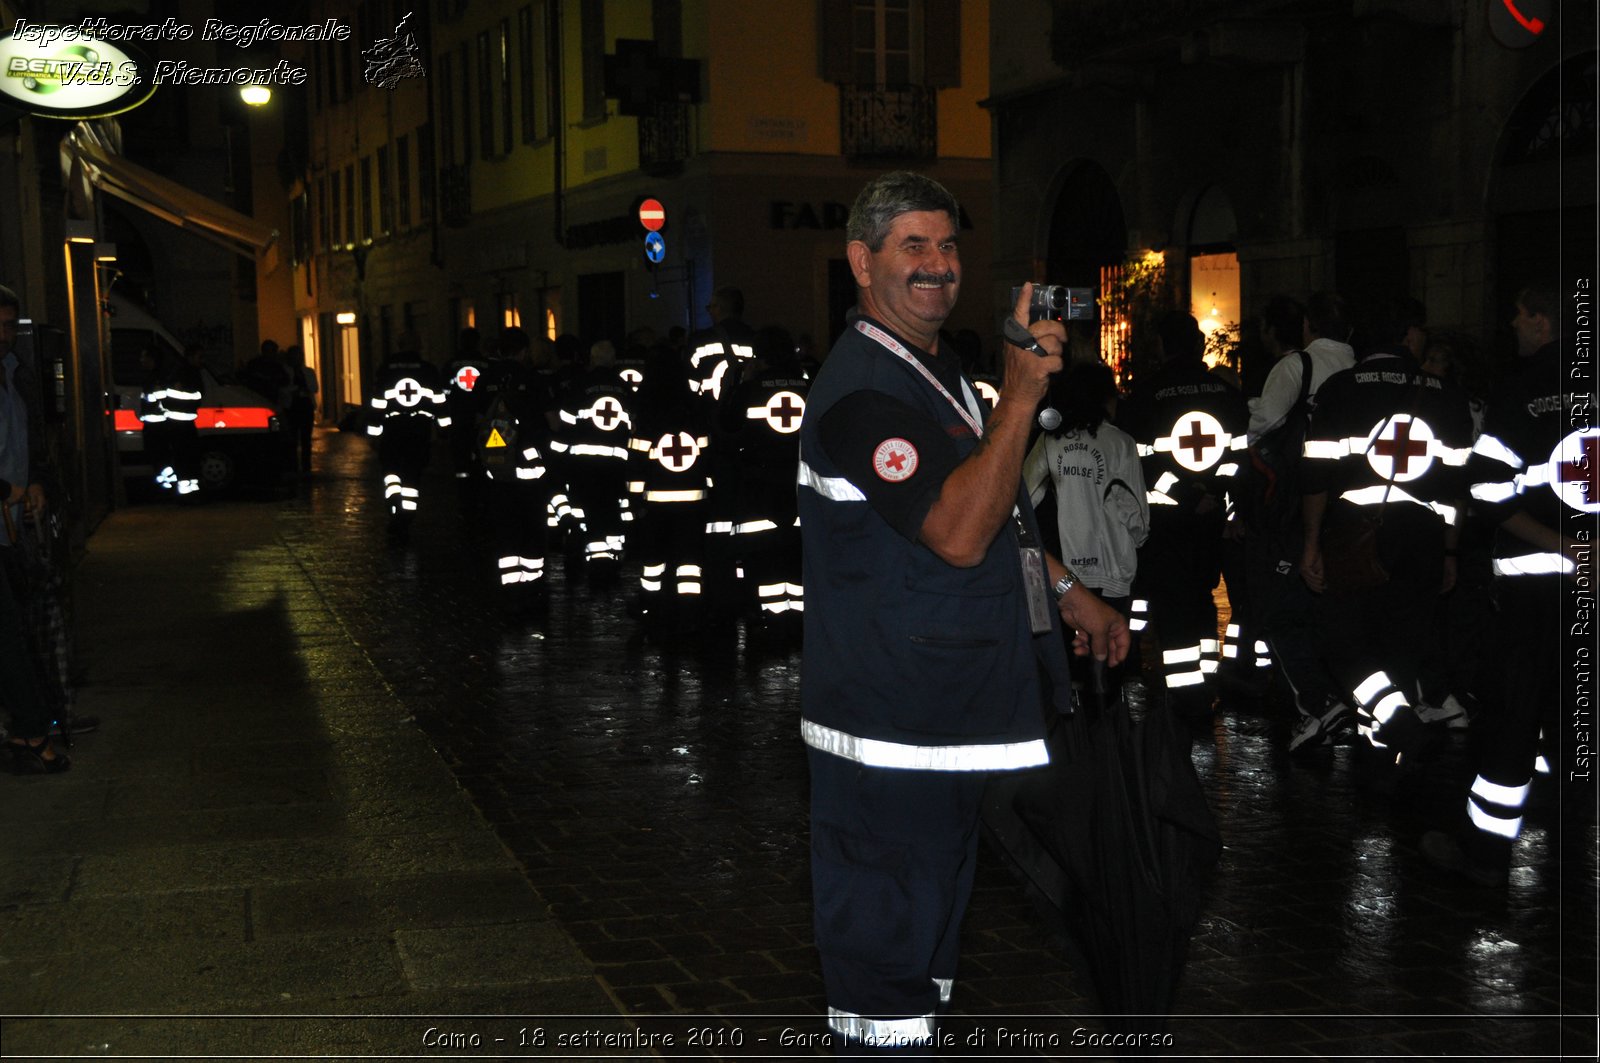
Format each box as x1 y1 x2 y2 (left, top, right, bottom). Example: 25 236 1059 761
802 719 1049 771
1339 485 1457 525
1471 479 1518 503
1302 438 1349 460
798 460 866 502
1492 552 1574 577
1472 432 1524 469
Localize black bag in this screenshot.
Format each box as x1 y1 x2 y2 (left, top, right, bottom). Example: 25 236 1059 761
1244 350 1313 534
476 392 519 469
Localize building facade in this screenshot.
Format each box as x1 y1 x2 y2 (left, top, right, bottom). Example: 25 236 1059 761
987 0 1596 378
291 0 996 422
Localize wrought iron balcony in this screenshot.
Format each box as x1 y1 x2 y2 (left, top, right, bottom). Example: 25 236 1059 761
439 164 470 228
839 84 936 162
638 102 691 173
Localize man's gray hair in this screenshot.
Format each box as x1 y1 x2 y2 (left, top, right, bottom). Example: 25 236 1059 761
846 171 960 252
0 284 19 314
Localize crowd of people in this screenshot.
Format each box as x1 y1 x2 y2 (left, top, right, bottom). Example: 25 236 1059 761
338 214 1584 914
362 286 815 640
1063 281 1584 898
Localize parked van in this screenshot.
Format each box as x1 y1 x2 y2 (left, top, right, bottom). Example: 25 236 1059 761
106 294 285 492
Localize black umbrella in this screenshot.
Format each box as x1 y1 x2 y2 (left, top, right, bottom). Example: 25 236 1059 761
984 662 1221 1037
3 508 85 742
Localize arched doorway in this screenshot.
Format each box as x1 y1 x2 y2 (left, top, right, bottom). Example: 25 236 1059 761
1041 161 1130 372
1187 185 1241 367
1489 51 1597 356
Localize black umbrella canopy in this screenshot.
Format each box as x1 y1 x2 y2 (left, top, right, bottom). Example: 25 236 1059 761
995 663 1222 1039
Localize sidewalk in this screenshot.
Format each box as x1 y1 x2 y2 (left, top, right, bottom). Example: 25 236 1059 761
1 501 622 1056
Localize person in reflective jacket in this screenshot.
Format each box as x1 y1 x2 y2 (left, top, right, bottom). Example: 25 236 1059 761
719 325 809 628
627 343 711 628
1118 311 1249 720
799 171 1128 1054
366 331 449 539
139 344 204 498
1421 282 1592 885
443 327 489 517
553 340 632 577
475 326 557 599
1297 298 1475 757
689 287 759 623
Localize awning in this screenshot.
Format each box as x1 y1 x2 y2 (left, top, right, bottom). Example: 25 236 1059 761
63 129 279 262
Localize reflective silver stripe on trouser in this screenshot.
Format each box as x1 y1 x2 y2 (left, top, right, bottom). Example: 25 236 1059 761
1353 670 1408 747
758 582 805 612
801 720 1048 771
1162 643 1211 688
798 460 866 501
1222 623 1272 668
1129 598 1149 632
1467 774 1529 840
828 1008 935 1048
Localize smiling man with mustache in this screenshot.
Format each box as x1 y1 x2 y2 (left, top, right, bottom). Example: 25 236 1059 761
796 171 1129 1055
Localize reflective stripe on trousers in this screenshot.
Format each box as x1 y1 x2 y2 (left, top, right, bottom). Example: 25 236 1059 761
1467 773 1529 840
801 719 1047 772
1222 622 1272 668
1353 670 1408 747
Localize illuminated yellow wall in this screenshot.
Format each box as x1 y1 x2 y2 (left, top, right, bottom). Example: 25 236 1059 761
704 0 991 160
704 2 841 154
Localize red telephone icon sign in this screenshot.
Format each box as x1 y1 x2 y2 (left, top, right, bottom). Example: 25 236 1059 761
1502 0 1544 35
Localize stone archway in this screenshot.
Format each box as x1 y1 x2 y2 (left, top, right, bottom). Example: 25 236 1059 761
1042 160 1127 288
1489 51 1597 351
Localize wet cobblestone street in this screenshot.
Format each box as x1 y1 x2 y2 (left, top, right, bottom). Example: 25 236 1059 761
262 428 1596 1057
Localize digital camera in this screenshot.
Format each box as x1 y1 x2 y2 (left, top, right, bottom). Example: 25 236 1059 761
1011 284 1095 323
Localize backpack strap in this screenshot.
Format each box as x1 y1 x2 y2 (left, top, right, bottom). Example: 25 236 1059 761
1293 349 1312 412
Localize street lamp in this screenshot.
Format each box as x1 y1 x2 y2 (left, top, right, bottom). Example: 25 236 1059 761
240 85 271 107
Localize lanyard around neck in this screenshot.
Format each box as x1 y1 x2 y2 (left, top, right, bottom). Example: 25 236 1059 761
854 319 984 438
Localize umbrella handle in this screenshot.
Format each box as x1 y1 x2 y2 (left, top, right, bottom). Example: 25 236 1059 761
1089 657 1107 696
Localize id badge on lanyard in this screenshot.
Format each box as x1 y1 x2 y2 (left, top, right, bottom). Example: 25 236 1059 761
1013 500 1054 636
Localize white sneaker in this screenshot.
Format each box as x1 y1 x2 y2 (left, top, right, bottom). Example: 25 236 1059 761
1288 696 1354 753
1414 693 1471 730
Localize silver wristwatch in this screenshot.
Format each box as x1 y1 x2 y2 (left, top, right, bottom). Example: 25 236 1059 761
1050 569 1078 600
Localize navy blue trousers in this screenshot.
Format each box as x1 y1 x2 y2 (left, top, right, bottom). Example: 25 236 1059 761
808 749 986 1053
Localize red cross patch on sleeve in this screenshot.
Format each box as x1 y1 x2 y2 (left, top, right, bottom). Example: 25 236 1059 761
872 438 919 482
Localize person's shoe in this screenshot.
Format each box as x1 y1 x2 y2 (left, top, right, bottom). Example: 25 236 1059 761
1414 692 1473 730
1420 830 1507 887
1288 696 1353 753
8 738 71 775
50 715 99 737
1371 705 1446 756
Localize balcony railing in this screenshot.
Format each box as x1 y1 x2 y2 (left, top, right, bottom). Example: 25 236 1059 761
839 85 936 162
638 102 690 173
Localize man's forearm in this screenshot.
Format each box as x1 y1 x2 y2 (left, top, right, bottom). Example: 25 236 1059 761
919 394 1034 566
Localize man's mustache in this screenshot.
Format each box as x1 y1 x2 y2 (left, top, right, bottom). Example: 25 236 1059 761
909 271 957 285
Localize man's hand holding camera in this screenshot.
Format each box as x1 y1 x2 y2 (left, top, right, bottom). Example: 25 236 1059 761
1001 283 1065 407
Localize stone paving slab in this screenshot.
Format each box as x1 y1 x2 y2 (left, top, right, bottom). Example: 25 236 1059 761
0 501 622 1056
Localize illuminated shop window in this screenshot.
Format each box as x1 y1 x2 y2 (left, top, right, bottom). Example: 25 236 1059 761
1191 250 1241 369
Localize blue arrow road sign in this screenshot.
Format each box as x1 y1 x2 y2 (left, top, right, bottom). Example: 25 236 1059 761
644 231 666 264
